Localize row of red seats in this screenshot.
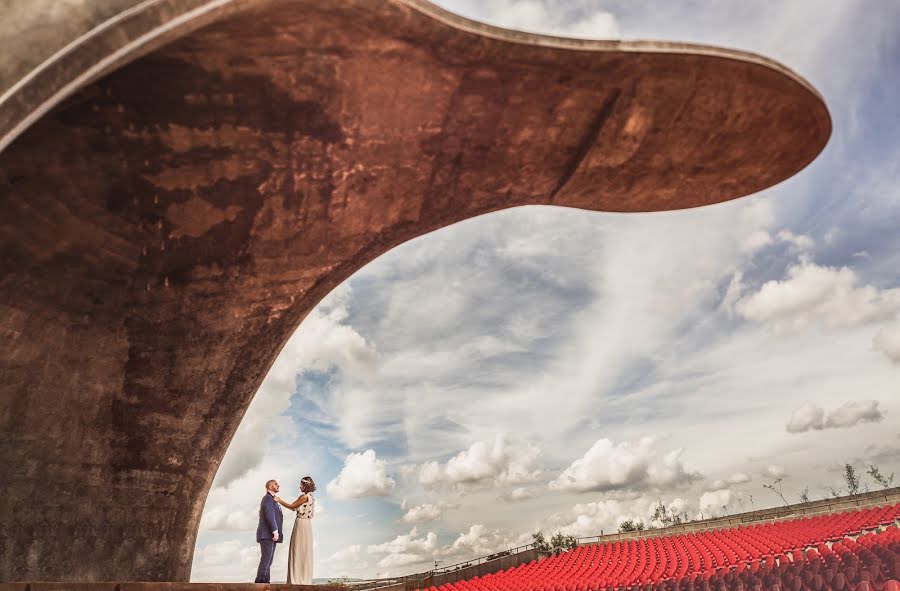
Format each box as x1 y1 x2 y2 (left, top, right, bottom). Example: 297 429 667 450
622 526 900 591
418 504 900 591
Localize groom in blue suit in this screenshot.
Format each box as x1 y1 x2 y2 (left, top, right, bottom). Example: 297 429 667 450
255 479 284 583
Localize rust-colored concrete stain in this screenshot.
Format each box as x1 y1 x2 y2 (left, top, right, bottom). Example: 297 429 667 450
0 0 829 583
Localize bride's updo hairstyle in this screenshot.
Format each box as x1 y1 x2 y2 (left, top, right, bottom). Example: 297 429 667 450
300 476 316 493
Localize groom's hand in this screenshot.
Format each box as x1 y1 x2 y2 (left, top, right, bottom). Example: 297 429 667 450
273 532 279 541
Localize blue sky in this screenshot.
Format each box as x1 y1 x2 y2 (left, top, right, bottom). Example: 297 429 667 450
191 0 900 582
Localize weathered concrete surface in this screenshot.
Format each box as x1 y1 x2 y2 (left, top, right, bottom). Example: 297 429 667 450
0 0 829 584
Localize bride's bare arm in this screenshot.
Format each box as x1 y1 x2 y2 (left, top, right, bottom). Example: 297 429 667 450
276 494 308 510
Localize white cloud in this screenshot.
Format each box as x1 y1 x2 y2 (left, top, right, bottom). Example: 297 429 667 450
786 402 827 433
368 527 438 556
699 489 733 513
418 434 541 489
736 261 900 335
873 323 900 364
710 472 751 489
722 272 746 316
378 553 426 568
776 230 815 252
765 465 786 478
562 10 619 39
787 400 884 433
741 230 773 253
326 544 362 564
328 450 396 499
548 438 700 493
543 499 633 537
439 524 530 558
401 502 444 524
199 503 257 532
449 0 619 39
499 487 536 502
825 400 885 429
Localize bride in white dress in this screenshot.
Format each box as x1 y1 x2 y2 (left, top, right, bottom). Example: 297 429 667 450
275 475 316 584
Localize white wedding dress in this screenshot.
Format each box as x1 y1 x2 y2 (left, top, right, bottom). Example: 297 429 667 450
287 491 315 584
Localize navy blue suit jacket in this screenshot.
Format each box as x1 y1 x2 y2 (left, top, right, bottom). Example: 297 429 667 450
257 493 284 543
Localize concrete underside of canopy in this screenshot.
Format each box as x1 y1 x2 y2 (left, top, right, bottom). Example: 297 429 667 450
0 0 830 583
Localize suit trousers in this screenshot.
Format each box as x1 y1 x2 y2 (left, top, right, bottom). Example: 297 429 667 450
255 539 276 583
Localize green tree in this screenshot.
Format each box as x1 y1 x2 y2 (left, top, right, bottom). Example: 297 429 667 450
618 519 645 533
843 464 861 496
549 531 578 555
531 531 551 552
651 499 684 528
867 465 894 489
763 477 788 505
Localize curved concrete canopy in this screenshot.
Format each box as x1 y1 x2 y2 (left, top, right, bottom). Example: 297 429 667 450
0 0 829 582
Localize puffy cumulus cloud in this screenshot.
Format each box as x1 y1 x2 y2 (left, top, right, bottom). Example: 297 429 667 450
328 450 396 499
873 323 900 364
736 261 900 335
368 527 438 557
786 403 827 434
543 499 632 537
825 400 885 429
401 502 444 524
440 524 531 558
699 489 734 513
548 438 700 493
787 400 884 433
418 434 541 489
214 284 374 488
710 473 751 490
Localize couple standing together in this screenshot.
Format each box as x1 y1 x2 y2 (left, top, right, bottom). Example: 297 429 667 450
255 476 317 584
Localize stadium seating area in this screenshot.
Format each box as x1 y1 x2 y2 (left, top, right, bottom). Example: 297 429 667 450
419 505 900 591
